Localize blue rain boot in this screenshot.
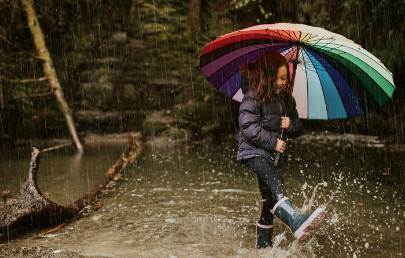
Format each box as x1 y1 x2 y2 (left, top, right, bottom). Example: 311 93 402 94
256 222 273 249
271 197 326 241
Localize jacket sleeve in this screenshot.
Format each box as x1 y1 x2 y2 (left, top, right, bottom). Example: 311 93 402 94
239 95 278 151
285 96 302 139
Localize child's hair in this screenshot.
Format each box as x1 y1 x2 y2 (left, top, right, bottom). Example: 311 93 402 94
240 52 291 102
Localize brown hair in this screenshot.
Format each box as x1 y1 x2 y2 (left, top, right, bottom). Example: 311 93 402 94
240 52 291 103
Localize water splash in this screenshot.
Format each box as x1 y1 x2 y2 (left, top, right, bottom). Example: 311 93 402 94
237 232 321 257
299 181 329 212
244 182 330 257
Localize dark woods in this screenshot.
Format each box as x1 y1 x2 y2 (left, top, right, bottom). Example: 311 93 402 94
0 0 404 145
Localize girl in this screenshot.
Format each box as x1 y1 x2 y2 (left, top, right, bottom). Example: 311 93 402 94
237 52 326 249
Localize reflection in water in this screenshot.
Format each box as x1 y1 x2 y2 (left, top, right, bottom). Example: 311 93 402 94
1 136 404 257
0 143 123 205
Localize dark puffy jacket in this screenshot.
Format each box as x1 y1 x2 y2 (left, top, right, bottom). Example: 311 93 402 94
237 89 302 164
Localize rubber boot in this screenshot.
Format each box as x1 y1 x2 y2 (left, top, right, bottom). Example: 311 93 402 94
271 197 326 241
256 222 273 249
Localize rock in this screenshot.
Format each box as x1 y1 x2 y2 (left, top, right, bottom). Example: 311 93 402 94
115 83 139 100
82 81 114 95
106 181 117 189
149 78 179 86
146 135 183 149
95 57 120 64
79 66 116 109
1 190 11 202
112 32 127 43
165 218 176 224
161 127 189 141
201 123 221 136
113 173 122 181
91 215 102 222
172 118 199 131
142 120 168 136
128 39 146 49
80 68 117 83
141 110 176 136
75 110 145 132
119 83 137 99
143 23 166 34
168 70 180 77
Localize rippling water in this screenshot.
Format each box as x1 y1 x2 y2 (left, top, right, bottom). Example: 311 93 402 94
0 143 123 205
1 134 404 257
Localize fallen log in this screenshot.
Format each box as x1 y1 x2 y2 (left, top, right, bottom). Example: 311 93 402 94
0 132 143 241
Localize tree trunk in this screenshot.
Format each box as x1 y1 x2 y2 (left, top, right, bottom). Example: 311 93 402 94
129 0 142 37
20 0 83 152
0 133 143 241
188 0 202 42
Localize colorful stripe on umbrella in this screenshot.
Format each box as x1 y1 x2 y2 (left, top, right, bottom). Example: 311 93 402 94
199 23 395 120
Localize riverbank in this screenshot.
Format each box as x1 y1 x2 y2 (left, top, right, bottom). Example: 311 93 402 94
0 246 92 258
3 130 405 151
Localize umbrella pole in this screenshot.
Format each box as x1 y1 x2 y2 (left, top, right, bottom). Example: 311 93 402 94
274 44 300 167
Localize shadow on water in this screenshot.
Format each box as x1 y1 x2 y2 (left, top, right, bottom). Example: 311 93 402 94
0 134 404 257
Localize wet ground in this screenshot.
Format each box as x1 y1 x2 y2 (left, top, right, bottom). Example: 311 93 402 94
0 132 404 257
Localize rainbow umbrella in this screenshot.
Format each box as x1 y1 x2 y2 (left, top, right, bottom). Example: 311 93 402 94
199 23 395 119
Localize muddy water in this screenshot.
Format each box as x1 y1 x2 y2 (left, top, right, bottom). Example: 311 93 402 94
1 134 404 257
0 143 123 205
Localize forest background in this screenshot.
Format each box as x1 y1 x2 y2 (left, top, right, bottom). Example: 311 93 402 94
0 0 403 147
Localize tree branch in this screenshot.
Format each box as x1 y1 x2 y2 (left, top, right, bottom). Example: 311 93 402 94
5 91 52 103
1 76 48 84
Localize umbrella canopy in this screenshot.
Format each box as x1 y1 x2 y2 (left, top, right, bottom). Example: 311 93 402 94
199 23 396 120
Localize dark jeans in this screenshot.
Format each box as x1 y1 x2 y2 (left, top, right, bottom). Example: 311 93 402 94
243 157 286 225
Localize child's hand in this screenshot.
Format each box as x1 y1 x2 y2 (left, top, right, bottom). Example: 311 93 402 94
281 116 291 130
275 139 287 153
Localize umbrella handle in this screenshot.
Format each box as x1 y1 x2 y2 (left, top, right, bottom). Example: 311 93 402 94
274 129 288 167
274 152 281 167
274 101 290 167
274 127 285 167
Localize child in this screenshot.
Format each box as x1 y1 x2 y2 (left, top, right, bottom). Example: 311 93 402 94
237 52 326 249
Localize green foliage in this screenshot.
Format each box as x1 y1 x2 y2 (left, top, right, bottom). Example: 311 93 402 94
1 0 403 141
229 0 297 24
228 0 404 80
230 0 274 23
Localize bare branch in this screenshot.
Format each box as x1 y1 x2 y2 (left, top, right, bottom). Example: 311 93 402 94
1 76 48 84
41 143 73 153
5 91 52 103
0 133 143 241
21 0 83 152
